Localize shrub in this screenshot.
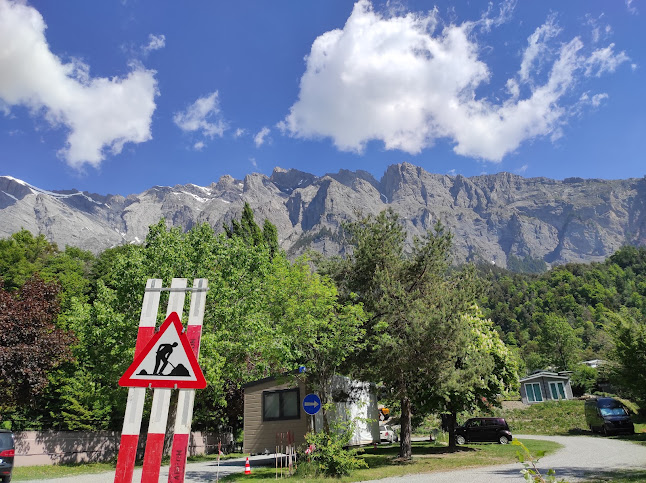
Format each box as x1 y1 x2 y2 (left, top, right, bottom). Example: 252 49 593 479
570 365 598 396
299 419 367 477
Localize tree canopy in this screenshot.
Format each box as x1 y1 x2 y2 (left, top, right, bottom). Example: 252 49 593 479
321 209 481 458
0 277 75 412
2 213 644 436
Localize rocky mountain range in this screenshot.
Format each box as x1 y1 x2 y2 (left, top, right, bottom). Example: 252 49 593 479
2 163 645 268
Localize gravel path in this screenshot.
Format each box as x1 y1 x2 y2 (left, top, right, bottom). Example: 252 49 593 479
368 434 646 482
18 435 646 482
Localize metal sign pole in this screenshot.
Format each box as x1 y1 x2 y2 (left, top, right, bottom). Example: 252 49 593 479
114 279 162 483
141 278 187 483
167 278 208 483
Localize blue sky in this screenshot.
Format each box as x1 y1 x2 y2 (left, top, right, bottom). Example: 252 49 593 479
0 0 643 195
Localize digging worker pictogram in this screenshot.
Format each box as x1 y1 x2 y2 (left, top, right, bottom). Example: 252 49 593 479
153 342 178 375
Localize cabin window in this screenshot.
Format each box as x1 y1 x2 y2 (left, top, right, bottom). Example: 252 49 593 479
263 388 300 421
549 381 566 400
525 383 543 402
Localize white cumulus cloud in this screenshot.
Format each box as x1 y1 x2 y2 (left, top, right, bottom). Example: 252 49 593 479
282 0 630 162
254 126 270 147
173 91 227 141
0 0 158 169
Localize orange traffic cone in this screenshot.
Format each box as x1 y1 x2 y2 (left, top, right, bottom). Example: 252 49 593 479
245 457 251 475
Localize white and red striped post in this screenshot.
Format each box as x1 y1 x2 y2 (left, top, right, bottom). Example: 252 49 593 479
168 278 208 482
141 278 187 483
114 279 162 483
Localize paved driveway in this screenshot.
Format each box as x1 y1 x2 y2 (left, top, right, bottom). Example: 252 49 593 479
368 434 646 482
18 435 646 482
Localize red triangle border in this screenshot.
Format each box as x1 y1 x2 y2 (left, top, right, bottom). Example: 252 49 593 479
119 312 207 389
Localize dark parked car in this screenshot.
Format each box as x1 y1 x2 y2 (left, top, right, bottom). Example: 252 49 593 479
455 417 512 445
0 430 14 483
585 397 634 435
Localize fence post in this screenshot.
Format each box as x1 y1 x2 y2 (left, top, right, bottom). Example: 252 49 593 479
114 279 162 483
167 278 208 483
141 278 187 483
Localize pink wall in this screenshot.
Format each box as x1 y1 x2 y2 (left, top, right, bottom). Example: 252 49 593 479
13 431 223 467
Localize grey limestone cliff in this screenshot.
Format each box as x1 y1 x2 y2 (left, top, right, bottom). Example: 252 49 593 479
1 163 645 268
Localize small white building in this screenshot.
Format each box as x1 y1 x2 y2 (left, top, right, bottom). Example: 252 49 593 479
519 371 573 404
243 374 379 454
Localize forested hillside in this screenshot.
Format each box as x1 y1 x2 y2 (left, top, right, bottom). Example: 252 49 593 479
480 245 646 404
0 212 644 441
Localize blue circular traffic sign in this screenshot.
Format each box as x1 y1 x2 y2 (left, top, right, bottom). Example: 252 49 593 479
302 393 321 415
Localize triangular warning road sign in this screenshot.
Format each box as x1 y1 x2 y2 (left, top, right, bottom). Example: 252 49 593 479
119 312 206 389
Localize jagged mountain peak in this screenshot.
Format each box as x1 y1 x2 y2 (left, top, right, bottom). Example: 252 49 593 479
270 167 318 194
1 166 645 268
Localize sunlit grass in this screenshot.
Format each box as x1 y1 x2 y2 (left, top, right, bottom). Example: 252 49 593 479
221 438 561 482
12 452 246 481
12 462 116 480
497 400 588 435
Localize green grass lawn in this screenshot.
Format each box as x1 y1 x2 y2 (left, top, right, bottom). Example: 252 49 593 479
12 462 116 480
621 423 646 447
11 452 245 481
498 400 646 446
12 404 644 481
221 439 561 482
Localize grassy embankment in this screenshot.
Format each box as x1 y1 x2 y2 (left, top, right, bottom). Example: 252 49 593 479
496 399 646 446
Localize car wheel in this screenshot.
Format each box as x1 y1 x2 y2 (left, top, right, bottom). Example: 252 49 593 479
602 425 609 437
498 435 509 445
456 435 466 445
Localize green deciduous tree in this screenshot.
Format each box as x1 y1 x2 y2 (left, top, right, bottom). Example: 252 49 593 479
607 309 646 409
421 307 519 447
266 256 366 432
0 230 94 309
0 230 57 291
538 315 581 371
64 219 279 430
570 364 598 396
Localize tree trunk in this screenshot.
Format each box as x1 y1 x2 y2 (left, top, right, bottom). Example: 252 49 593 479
399 395 412 459
321 404 330 434
320 379 330 434
447 409 458 449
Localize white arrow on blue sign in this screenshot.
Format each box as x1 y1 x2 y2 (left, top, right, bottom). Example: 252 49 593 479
302 393 321 415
